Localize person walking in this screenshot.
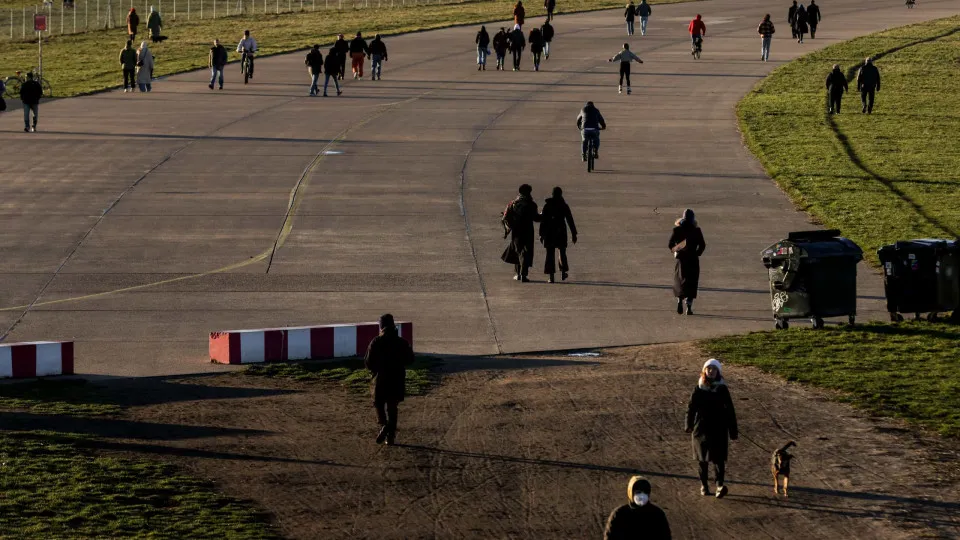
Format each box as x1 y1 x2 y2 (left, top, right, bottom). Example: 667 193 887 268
305 44 324 95
807 0 821 38
508 24 525 71
686 358 738 499
604 476 672 540
826 64 848 113
668 208 705 315
120 39 138 92
624 2 636 36
540 19 554 59
126 7 139 42
369 34 388 80
539 186 577 283
608 43 643 95
636 0 652 35
856 56 880 114
794 4 808 43
476 26 491 70
323 47 342 96
528 26 544 71
493 27 509 70
349 31 369 79
544 0 555 21
146 6 162 43
758 14 775 62
501 184 541 282
208 38 227 90
136 41 154 92
19 72 42 133
333 33 349 80
788 1 798 40
513 0 526 28
364 313 415 446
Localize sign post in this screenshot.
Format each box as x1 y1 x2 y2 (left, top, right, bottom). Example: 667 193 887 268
34 13 46 82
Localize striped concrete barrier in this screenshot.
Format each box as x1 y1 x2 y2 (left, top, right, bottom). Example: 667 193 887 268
209 322 413 365
0 341 75 378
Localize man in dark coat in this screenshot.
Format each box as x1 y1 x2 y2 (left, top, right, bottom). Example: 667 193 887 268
685 359 738 498
333 33 349 80
368 34 388 80
19 72 42 133
208 38 228 90
323 47 342 96
349 31 369 79
544 0 555 21
787 0 798 39
305 44 324 96
364 313 415 446
508 25 525 71
540 19 554 59
826 64 848 114
807 0 821 38
528 26 544 71
493 28 509 70
539 186 577 283
668 208 706 315
856 56 880 114
121 39 139 92
501 184 541 282
604 476 672 540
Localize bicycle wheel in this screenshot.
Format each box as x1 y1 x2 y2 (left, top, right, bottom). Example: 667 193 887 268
4 77 21 99
40 78 53 98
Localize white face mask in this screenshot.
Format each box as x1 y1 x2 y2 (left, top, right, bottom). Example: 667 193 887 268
633 493 649 506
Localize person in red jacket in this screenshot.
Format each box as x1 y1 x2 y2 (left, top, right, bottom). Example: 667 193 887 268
688 14 706 56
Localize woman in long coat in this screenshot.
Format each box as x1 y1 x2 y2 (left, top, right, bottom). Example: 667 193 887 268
501 184 540 282
513 1 525 28
539 186 577 283
668 208 706 315
685 358 738 498
794 4 809 43
146 6 162 43
136 41 154 92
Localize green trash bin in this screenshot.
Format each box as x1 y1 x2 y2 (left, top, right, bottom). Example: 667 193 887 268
761 230 863 329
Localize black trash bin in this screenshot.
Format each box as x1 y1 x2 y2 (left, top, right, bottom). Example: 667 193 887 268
877 239 960 322
761 230 864 329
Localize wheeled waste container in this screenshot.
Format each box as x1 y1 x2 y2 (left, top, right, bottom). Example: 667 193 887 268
877 239 960 322
761 230 863 329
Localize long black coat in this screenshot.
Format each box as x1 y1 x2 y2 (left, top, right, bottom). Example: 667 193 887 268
685 382 738 463
794 8 808 34
539 196 577 248
826 69 848 94
668 224 705 298
604 503 672 540
493 31 509 54
364 328 414 403
501 195 540 266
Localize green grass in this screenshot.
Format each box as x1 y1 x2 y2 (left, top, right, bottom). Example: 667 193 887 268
0 0 688 97
703 322 960 438
245 355 440 396
737 16 960 265
0 380 279 537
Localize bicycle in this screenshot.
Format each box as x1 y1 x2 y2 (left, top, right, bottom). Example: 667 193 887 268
3 69 53 99
583 127 602 172
691 35 703 59
240 51 254 84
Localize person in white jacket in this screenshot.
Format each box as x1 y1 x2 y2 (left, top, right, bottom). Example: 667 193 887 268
237 30 258 79
608 43 643 94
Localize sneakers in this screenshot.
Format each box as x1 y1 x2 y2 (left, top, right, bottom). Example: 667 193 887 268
581 153 587 162
24 127 30 133
337 90 342 96
677 299 684 314
208 83 214 90
376 427 388 444
385 432 396 446
627 87 632 95
618 85 622 94
686 302 694 316
716 485 728 499
561 272 568 281
520 276 530 283
514 274 521 281
548 274 555 283
700 486 710 496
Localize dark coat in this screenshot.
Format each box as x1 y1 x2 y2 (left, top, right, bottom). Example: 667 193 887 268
685 382 738 463
333 38 349 57
604 503 672 540
493 31 509 54
826 69 847 94
209 45 228 68
324 51 340 74
305 49 324 73
364 328 415 403
794 8 808 33
349 37 369 54
369 38 388 58
508 28 525 51
127 11 139 34
513 4 525 25
544 0 555 10
636 1 651 16
539 196 577 248
787 4 797 24
146 11 161 37
807 3 821 25
540 22 554 42
668 223 705 298
501 194 540 266
624 5 635 21
857 63 880 91
19 79 42 106
528 28 544 53
476 29 490 48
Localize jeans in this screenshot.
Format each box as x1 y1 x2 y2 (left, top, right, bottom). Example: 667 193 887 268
581 129 600 156
761 36 771 60
626 19 634 35
477 46 487 65
371 54 383 79
496 52 505 68
640 16 648 35
699 461 726 489
323 73 341 95
829 91 843 113
532 51 542 67
512 49 522 69
860 88 875 113
374 399 399 435
138 83 152 92
544 42 550 56
544 245 569 274
619 62 631 86
691 34 702 50
123 67 136 89
309 70 320 94
22 103 38 128
210 66 224 88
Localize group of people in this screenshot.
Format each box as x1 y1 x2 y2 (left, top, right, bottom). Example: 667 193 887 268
118 40 155 93
787 0 822 43
479 20 554 71
501 184 579 283
623 0 653 36
303 32 388 96
126 6 163 44
826 57 881 114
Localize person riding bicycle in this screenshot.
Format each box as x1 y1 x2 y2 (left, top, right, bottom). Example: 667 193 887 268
688 14 706 55
576 101 606 162
237 30 258 78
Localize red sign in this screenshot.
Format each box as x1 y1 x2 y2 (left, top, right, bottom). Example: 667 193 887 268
34 14 46 32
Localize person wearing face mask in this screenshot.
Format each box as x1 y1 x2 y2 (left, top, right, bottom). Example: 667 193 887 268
603 476 672 539
685 359 738 498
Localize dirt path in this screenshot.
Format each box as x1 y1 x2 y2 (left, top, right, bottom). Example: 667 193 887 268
100 344 960 539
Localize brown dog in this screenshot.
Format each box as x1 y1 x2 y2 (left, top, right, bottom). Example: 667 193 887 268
771 441 796 496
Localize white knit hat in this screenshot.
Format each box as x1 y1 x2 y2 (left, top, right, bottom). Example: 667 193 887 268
702 358 722 375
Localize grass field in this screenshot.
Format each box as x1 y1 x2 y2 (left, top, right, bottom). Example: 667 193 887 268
0 0 687 97
245 355 440 396
0 380 279 537
703 322 960 438
737 16 960 264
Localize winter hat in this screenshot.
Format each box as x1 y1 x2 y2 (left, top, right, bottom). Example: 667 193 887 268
627 475 652 501
702 358 722 376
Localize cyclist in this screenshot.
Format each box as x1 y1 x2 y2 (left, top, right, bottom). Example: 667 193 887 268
576 101 606 162
237 29 258 79
688 14 706 56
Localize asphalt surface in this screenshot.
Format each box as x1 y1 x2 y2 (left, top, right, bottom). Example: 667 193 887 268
0 0 955 376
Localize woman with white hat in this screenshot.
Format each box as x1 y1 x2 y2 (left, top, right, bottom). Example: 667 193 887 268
685 358 738 498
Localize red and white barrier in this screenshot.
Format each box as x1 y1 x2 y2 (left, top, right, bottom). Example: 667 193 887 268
0 341 74 378
209 322 413 365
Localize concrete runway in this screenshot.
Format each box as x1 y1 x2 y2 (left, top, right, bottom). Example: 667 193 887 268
0 0 955 376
